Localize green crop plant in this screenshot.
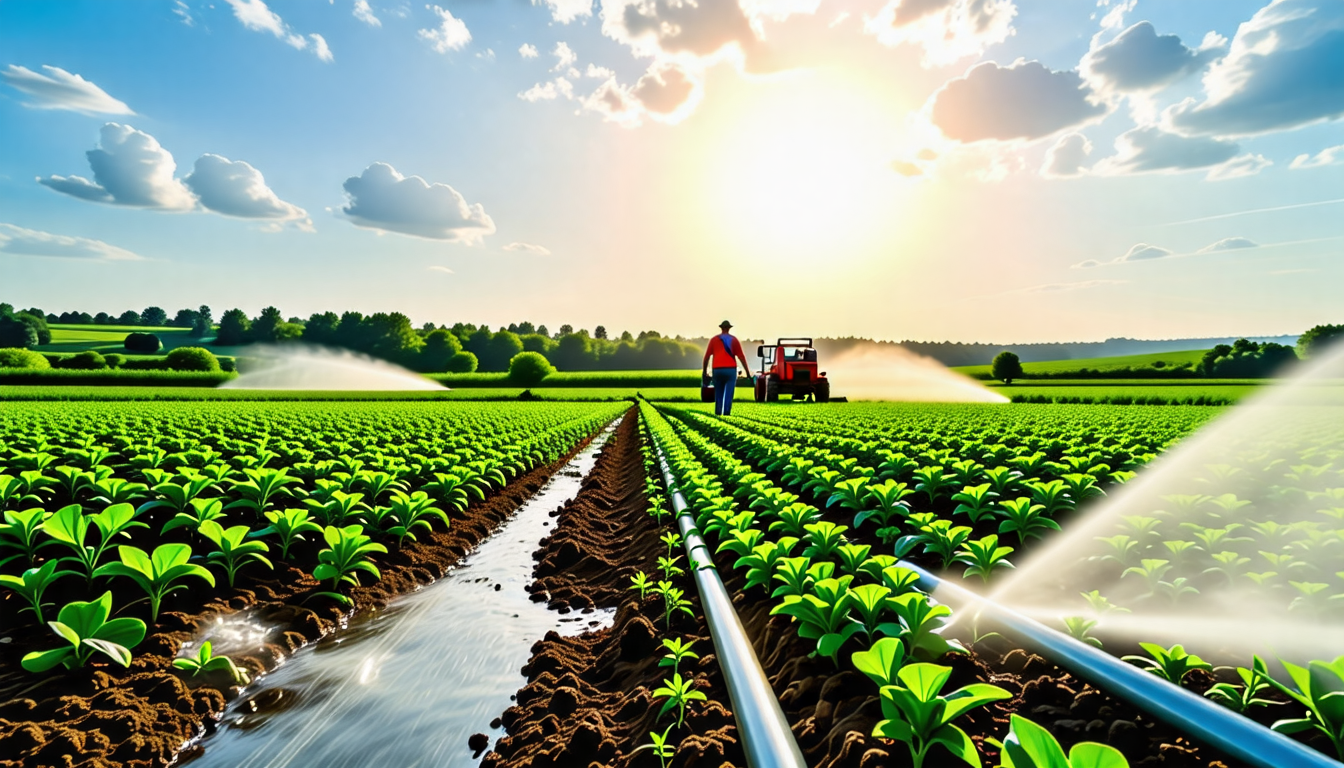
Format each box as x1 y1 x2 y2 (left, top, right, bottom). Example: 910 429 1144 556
1205 656 1279 714
1095 535 1140 568
94 543 216 622
734 537 797 592
1264 656 1344 759
1122 642 1212 684
951 484 999 523
632 726 676 768
1060 616 1102 648
160 498 227 536
1025 479 1074 516
50 465 104 504
173 641 251 685
660 531 683 560
852 637 906 688
629 571 653 600
1121 559 1172 598
1059 473 1105 504
914 519 973 569
384 490 449 546
771 579 861 662
912 466 954 504
848 583 898 640
982 466 1022 497
137 475 219 516
802 520 848 560
90 477 149 506
313 524 388 604
198 520 273 587
654 580 694 628
889 592 965 660
657 555 686 580
258 508 323 559
769 503 820 537
306 490 367 527
954 535 1015 582
0 507 56 567
653 672 706 728
834 543 873 578
1 560 77 623
991 714 1130 768
827 476 871 512
355 470 408 504
996 498 1061 544
659 637 699 676
871 662 1011 768
21 591 147 673
882 565 922 595
226 467 300 518
43 503 148 584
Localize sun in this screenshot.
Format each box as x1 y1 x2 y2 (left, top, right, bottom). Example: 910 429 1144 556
698 71 915 265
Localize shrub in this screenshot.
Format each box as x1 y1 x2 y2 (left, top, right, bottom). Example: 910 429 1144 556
164 347 221 372
508 351 555 386
0 348 51 370
104 354 126 368
124 332 162 353
991 351 1024 384
219 357 236 372
447 350 478 373
0 315 38 348
59 351 108 370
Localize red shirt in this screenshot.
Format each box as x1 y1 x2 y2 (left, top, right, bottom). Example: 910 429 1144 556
706 333 744 368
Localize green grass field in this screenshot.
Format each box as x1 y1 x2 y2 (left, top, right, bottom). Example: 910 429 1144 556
36 324 222 357
0 385 737 402
954 349 1208 378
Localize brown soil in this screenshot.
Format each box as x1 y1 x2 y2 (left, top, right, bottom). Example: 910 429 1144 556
0 420 616 768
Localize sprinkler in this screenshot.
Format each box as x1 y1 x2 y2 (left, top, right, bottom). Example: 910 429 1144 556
898 561 1342 768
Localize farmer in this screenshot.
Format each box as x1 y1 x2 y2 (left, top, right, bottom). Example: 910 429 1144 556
702 320 753 417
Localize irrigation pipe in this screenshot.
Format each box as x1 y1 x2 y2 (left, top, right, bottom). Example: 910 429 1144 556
648 426 807 768
899 560 1343 768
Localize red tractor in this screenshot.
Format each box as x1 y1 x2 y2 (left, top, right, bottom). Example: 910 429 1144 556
753 338 830 402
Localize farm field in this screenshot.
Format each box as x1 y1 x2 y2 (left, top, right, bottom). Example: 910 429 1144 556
5 395 1341 768
955 349 1209 378
0 385 744 402
37 324 214 356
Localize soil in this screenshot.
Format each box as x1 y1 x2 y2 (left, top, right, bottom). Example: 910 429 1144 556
484 412 1267 768
0 419 616 768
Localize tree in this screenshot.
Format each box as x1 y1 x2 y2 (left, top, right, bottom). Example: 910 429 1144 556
516 321 536 335
171 308 198 328
0 315 38 348
620 330 634 342
447 350 478 373
419 329 463 372
536 324 549 338
508 351 555 385
991 351 1023 384
557 324 573 338
304 312 340 345
94 312 112 325
552 333 592 371
58 350 108 369
250 306 284 343
117 310 140 325
141 306 168 327
191 305 213 338
216 309 251 346
1298 324 1344 359
594 325 608 340
15 312 51 344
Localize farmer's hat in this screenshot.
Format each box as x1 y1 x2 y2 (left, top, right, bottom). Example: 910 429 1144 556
720 320 733 329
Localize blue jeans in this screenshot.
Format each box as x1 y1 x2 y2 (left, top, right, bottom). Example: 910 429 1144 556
712 368 738 416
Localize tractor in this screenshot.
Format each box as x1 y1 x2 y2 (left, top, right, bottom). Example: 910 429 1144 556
753 338 830 402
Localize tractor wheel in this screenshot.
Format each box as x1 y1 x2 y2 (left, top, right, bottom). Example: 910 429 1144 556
765 377 779 402
814 379 830 403
754 377 766 402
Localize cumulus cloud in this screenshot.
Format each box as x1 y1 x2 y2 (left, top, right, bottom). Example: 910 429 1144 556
1040 132 1092 177
1092 125 1240 175
340 162 495 243
1198 236 1258 253
583 61 702 126
225 0 334 61
1206 153 1272 180
1290 144 1344 169
929 60 1108 143
1167 0 1344 137
1 65 134 115
519 43 539 59
503 242 551 255
184 154 309 226
535 0 593 24
419 5 472 53
353 0 381 27
865 0 1017 67
519 77 575 102
1082 21 1223 95
599 0 762 65
0 223 144 261
552 42 578 71
39 123 195 210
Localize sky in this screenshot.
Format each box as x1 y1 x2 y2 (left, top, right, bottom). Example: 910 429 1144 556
1 0 1341 343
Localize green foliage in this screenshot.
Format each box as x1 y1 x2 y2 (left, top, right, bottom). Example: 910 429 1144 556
992 351 1024 384
872 662 1011 768
199 520 273 586
0 347 51 369
507 351 555 385
312 524 388 603
124 332 162 353
1297 324 1344 359
1121 642 1212 684
1198 339 1297 377
43 503 148 583
1265 655 1344 759
94 543 216 622
21 592 147 673
0 560 78 623
1205 656 1278 714
257 508 323 558
172 641 251 684
992 714 1130 768
164 346 221 372
652 672 706 728
955 535 1015 582
852 636 907 688
659 637 699 676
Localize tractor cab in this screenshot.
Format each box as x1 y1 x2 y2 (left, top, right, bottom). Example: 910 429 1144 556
754 338 830 402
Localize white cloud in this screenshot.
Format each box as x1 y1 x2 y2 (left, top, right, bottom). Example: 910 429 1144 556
599 0 762 65
1092 125 1240 175
586 63 615 78
1119 243 1172 262
503 242 551 255
1040 132 1092 178
225 0 334 61
1082 21 1222 95
1198 236 1258 253
519 77 575 102
1167 0 1344 137
582 61 701 126
353 0 381 27
0 223 144 261
519 43 540 59
39 123 195 210
173 0 195 26
1206 153 1271 181
552 42 578 71
1 65 134 115
340 162 495 242
184 154 309 226
534 0 593 24
420 5 472 53
865 0 1017 67
929 60 1108 143
1290 144 1344 169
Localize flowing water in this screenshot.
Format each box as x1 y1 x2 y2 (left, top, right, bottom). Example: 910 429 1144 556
221 344 444 390
181 423 618 767
825 347 1008 403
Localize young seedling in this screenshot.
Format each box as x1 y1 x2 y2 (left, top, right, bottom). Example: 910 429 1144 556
1265 655 1344 759
1122 642 1212 684
43 503 149 584
653 672 707 728
173 641 251 685
954 535 1015 582
160 498 227 536
872 662 1011 768
199 520 274 587
659 637 699 676
657 555 685 580
629 571 653 600
852 636 907 688
660 531 683 560
1061 616 1103 649
996 498 1060 545
631 726 676 768
94 543 216 622
802 520 849 560
312 524 389 605
889 592 966 661
771 579 861 663
1205 656 1279 714
0 507 56 568
914 519 973 569
21 591 147 673
0 559 78 623
951 484 999 524
257 508 324 559
990 714 1130 768
384 490 450 546
653 580 694 628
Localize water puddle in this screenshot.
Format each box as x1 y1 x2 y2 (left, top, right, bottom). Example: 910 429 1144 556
181 423 618 768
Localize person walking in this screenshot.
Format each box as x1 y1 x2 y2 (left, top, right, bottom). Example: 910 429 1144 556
702 320 753 417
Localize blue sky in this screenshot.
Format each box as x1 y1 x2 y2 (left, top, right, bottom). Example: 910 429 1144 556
1 0 1341 342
